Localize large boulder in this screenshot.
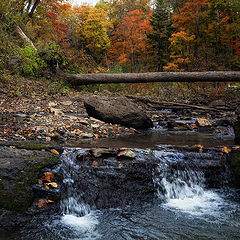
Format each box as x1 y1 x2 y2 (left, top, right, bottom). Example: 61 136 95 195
0 145 59 211
84 95 153 129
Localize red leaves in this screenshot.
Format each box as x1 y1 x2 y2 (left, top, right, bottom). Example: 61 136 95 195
109 9 151 67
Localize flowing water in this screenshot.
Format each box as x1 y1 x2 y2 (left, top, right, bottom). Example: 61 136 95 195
4 143 240 240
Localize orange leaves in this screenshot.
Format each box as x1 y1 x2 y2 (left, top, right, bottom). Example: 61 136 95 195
109 9 151 69
194 144 203 153
45 182 58 188
50 149 59 155
232 146 240 149
220 146 230 155
38 172 54 184
92 161 99 167
38 172 57 190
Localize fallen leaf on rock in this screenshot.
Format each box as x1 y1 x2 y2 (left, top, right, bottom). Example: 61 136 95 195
92 161 99 167
45 184 50 190
9 146 16 149
222 146 230 154
156 166 161 171
45 182 58 188
63 150 69 154
118 163 123 168
50 149 59 155
39 172 54 183
35 199 54 208
194 144 203 153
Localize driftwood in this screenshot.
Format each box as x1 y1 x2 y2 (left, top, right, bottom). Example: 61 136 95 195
126 95 230 112
66 71 240 86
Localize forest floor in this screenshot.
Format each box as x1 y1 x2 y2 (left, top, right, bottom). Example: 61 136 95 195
0 76 239 145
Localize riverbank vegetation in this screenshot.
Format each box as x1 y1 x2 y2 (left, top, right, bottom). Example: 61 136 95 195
0 0 240 96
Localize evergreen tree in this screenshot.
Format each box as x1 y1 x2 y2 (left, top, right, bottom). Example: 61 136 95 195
148 0 172 71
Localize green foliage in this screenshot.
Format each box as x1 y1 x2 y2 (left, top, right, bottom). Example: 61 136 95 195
18 45 46 77
38 42 67 70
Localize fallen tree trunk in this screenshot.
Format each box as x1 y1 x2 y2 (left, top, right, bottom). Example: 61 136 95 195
66 71 240 86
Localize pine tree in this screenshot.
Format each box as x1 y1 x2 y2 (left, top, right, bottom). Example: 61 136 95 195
148 0 172 71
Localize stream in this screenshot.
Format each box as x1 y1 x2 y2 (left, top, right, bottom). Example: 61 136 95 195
2 121 240 240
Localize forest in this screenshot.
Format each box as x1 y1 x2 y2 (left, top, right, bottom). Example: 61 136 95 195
1 1 240 239
1 0 240 79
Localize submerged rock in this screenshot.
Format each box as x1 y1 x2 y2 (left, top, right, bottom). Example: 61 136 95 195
0 146 59 211
84 95 153 129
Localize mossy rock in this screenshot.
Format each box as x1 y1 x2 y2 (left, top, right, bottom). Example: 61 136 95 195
229 149 240 187
0 141 63 153
0 146 59 212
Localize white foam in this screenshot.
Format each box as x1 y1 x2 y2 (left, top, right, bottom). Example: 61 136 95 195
62 213 98 233
164 190 224 216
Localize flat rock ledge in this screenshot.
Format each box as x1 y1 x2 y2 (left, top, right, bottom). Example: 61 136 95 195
0 143 61 212
84 95 153 129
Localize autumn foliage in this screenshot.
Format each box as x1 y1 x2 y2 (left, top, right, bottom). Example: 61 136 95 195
0 0 240 77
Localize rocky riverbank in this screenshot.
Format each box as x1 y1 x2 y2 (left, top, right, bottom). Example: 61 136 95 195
1 88 240 232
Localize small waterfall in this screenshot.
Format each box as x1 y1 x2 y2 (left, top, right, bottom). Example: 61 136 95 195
152 149 226 216
58 149 98 231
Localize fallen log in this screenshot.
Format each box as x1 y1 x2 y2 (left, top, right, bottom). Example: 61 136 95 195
126 95 227 112
66 71 240 86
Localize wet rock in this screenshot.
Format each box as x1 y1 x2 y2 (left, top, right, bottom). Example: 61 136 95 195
229 149 240 188
196 118 212 127
69 146 233 209
117 149 136 159
80 133 94 138
91 148 117 158
84 95 153 129
73 151 156 208
215 118 233 127
0 146 59 211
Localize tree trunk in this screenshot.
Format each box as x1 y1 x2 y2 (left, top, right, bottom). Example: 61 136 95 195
15 26 37 51
65 71 240 86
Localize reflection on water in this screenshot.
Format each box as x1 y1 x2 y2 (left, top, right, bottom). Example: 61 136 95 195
66 130 235 149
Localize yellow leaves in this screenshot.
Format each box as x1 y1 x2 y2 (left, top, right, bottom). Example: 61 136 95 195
35 199 54 208
50 149 59 155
